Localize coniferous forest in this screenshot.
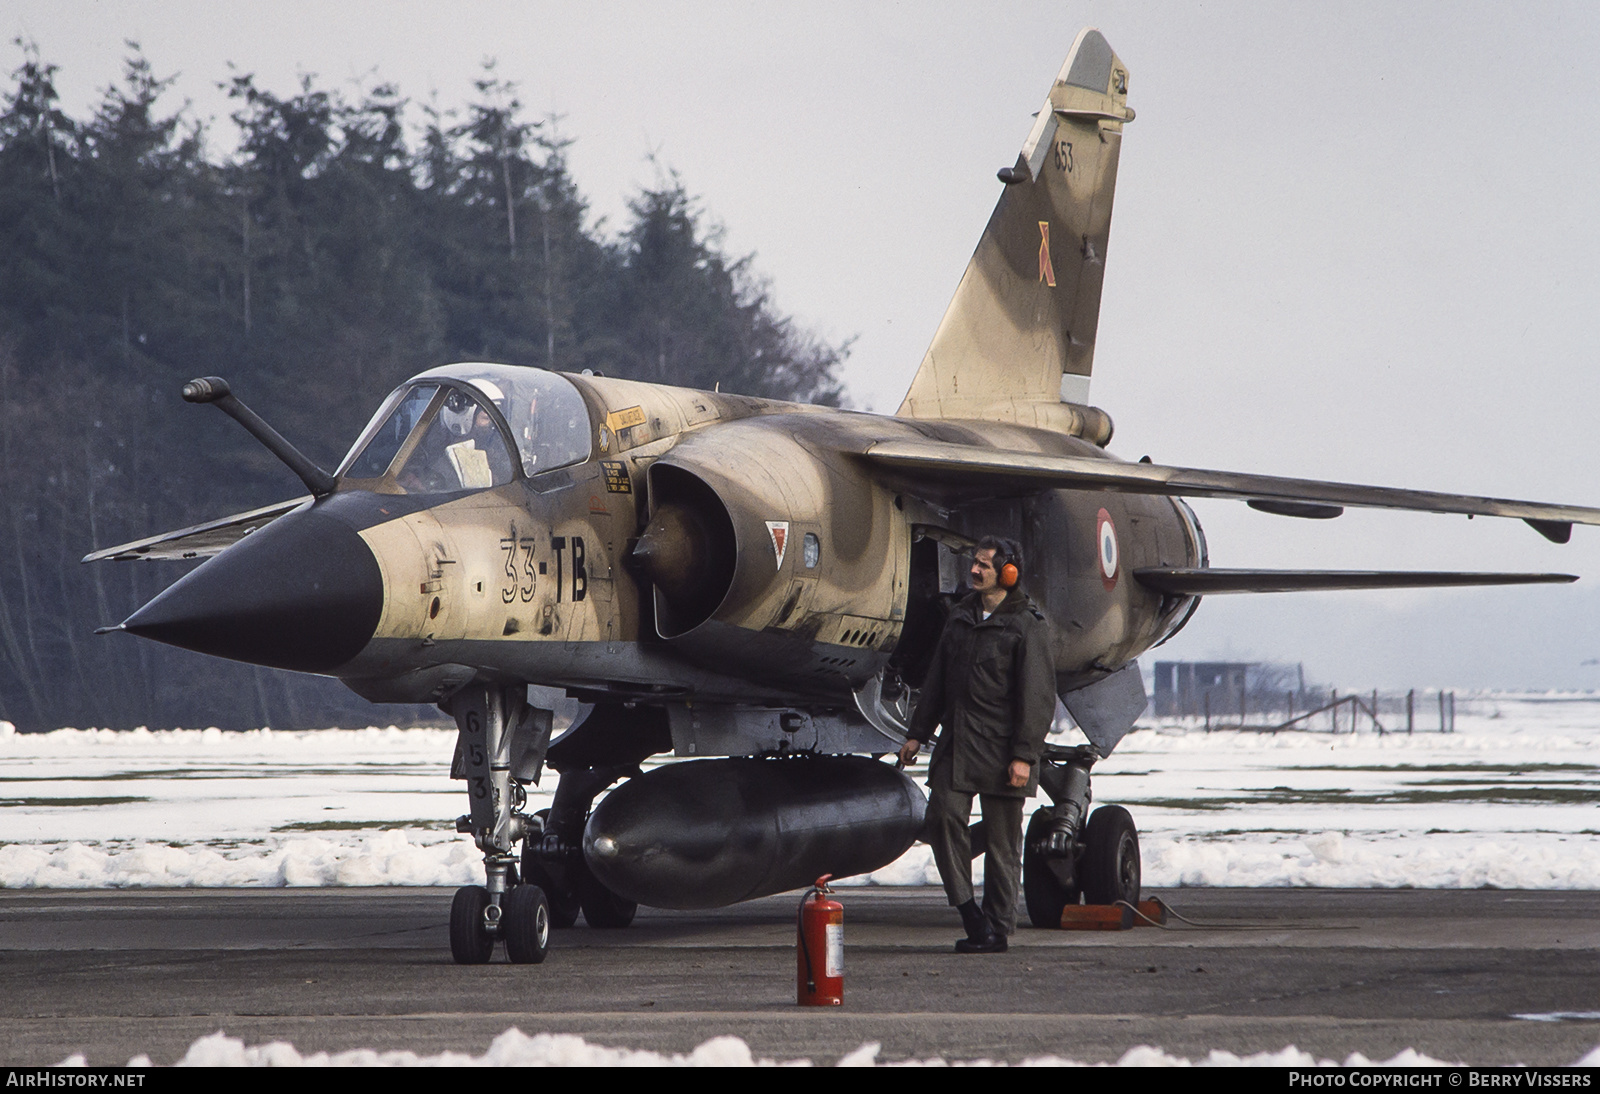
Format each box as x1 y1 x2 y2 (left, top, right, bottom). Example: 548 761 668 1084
0 46 848 731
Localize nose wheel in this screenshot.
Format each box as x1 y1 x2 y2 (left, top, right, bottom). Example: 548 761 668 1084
449 881 553 964
502 884 552 963
449 885 495 964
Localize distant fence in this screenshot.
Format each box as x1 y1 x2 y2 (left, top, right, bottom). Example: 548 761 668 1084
1149 687 1458 734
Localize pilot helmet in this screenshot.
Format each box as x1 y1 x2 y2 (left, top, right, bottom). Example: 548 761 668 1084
439 389 479 437
468 378 506 411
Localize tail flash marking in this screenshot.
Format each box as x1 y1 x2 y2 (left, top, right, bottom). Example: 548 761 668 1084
1038 222 1056 287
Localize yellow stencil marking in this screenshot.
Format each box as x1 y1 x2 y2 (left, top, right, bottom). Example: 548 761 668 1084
605 406 647 433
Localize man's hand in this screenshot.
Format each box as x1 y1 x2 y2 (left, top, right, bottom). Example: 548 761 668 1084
898 738 921 766
1008 760 1031 788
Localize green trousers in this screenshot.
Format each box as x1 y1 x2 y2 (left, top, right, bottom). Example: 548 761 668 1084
925 760 1026 935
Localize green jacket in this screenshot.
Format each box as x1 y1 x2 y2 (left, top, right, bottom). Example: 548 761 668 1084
907 588 1056 798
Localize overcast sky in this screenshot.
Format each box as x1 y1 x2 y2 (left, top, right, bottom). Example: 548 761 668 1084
9 2 1600 690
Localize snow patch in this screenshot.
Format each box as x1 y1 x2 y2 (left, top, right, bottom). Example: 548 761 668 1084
173 1029 790 1067
0 832 485 889
7 698 1600 890
82 1029 1592 1066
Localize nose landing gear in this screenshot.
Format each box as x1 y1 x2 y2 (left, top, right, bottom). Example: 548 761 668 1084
447 684 553 964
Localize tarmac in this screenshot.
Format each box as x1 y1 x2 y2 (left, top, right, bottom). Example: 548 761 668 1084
2 886 1599 1066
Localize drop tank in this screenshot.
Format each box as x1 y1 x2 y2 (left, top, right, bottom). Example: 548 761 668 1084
582 755 927 909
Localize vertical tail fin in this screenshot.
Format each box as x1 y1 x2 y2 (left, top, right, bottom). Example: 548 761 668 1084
898 29 1131 437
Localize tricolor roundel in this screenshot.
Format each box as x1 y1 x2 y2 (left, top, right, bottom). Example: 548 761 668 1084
1096 508 1119 588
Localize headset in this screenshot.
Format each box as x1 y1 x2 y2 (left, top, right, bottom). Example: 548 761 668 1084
978 537 1023 588
998 539 1021 588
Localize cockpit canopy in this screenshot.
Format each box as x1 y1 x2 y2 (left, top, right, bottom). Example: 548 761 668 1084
337 364 592 494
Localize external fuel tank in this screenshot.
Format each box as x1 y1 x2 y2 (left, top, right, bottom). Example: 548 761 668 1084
582 755 927 909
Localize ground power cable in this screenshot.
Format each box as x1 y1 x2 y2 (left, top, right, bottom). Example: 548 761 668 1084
1114 897 1358 932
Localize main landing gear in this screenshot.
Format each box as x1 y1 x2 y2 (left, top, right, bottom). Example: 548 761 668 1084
522 766 639 931
1022 743 1142 928
446 685 638 964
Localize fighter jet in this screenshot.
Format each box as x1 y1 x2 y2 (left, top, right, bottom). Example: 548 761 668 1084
86 29 1600 963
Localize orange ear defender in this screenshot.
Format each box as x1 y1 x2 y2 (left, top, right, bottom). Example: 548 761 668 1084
995 537 1022 587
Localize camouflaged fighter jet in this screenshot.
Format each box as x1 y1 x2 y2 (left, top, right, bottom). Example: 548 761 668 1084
88 29 1600 964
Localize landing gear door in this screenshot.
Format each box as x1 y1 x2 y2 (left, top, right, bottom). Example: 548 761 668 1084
1061 660 1147 756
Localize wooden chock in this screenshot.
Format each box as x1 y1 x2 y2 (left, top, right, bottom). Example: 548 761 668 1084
1058 904 1134 931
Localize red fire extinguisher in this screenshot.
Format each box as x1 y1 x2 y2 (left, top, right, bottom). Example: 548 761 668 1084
797 874 843 1006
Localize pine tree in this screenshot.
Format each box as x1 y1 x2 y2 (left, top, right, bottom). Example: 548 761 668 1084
0 47 851 730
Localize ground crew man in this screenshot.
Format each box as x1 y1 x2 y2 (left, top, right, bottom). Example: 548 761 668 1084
897 536 1056 953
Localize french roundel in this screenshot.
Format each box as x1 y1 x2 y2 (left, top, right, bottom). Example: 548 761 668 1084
1096 509 1119 587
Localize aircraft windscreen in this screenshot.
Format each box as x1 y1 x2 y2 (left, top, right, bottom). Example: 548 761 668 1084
342 384 437 480
393 387 518 493
340 383 515 494
339 366 592 494
423 365 592 477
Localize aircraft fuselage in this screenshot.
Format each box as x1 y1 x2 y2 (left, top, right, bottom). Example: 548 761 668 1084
128 367 1200 723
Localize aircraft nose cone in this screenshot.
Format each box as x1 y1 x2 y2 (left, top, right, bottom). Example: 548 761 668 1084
123 508 383 673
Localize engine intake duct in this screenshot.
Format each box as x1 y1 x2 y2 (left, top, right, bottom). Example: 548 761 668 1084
632 464 737 638
582 756 927 909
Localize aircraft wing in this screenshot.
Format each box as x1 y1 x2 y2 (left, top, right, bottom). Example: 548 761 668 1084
864 440 1600 543
81 497 311 562
1135 568 1575 595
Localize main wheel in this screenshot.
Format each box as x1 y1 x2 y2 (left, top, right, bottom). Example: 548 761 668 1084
449 884 495 964
1080 805 1141 906
522 811 581 928
503 884 551 964
577 869 637 929
1023 807 1081 928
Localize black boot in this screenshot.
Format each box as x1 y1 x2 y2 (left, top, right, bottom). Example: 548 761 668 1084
954 899 1006 953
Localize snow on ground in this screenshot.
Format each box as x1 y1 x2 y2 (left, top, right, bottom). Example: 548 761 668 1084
3 694 1599 890
63 1027 1600 1067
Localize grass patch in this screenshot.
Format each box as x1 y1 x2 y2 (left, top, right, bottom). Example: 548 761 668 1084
1407 777 1595 788
272 819 454 832
1291 764 1600 775
0 766 448 782
1131 786 1600 809
0 796 149 807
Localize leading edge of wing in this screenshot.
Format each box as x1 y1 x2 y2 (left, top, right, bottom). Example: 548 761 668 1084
864 440 1600 537
81 496 311 563
1135 568 1577 596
